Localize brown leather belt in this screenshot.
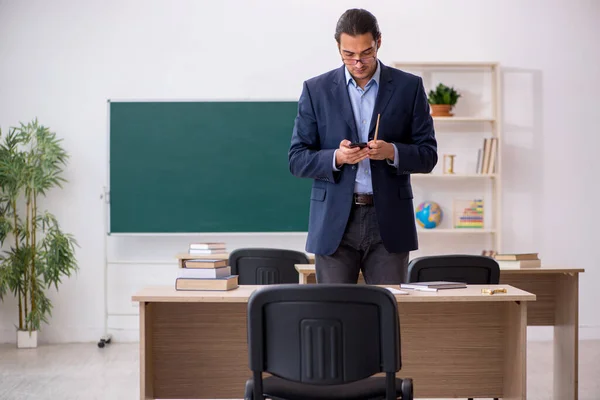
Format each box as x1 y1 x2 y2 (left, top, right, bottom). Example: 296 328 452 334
353 193 374 206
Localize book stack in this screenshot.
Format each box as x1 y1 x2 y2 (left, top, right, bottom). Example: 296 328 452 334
493 253 541 269
188 242 228 255
175 246 238 291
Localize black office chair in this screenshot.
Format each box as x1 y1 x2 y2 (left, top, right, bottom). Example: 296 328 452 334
407 254 500 285
407 254 499 400
244 284 413 400
228 248 308 285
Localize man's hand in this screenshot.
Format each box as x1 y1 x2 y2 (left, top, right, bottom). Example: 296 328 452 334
367 139 395 161
335 139 369 167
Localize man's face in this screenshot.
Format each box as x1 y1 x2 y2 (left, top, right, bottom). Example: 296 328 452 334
338 32 380 82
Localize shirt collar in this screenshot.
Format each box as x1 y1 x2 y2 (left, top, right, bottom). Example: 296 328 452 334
345 59 381 88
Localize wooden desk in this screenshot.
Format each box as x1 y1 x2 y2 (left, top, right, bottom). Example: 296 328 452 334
133 284 534 400
295 264 584 400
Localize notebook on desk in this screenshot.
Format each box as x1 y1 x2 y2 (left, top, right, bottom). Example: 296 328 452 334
400 281 467 292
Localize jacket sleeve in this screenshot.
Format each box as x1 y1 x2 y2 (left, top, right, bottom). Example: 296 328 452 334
288 81 339 183
390 77 438 175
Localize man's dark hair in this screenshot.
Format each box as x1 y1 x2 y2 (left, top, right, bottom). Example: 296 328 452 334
334 8 381 44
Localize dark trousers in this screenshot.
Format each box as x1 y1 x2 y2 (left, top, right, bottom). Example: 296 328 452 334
315 204 409 284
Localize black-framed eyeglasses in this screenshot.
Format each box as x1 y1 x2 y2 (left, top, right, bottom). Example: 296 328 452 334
342 56 377 65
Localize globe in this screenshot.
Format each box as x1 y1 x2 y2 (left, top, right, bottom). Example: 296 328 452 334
415 201 442 229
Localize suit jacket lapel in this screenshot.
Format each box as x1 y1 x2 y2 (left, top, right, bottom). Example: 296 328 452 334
369 62 395 137
331 66 359 142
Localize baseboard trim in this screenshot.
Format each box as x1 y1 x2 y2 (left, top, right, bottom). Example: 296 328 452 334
0 327 105 344
527 325 600 341
2 325 599 344
579 325 600 340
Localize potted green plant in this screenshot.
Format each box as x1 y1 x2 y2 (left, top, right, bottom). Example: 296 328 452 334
0 119 79 348
427 83 461 117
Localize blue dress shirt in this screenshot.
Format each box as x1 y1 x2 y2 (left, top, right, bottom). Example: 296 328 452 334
333 60 399 194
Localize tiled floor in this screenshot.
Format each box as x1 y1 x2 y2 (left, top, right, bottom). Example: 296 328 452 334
0 340 598 399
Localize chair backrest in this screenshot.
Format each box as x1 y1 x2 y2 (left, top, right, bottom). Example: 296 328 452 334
247 284 401 386
228 248 308 285
407 254 500 284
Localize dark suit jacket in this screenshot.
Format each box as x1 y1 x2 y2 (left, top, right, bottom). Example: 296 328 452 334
288 61 437 255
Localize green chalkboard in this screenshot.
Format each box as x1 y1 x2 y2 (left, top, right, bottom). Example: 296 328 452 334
109 101 311 233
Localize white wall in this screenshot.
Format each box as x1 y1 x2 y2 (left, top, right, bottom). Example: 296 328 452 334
0 0 599 343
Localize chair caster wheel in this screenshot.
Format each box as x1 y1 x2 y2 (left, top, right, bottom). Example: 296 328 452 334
97 334 112 348
401 377 413 400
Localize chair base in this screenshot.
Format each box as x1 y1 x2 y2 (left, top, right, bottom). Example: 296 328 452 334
468 398 499 400
245 376 413 400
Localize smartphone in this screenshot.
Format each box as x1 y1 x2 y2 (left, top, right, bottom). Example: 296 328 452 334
349 142 368 149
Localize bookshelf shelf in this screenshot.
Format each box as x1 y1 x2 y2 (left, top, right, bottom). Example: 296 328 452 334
433 116 495 123
413 174 496 179
393 61 498 69
394 61 502 252
418 228 496 234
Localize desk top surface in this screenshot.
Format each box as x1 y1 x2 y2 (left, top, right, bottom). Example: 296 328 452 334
294 264 584 274
132 284 535 303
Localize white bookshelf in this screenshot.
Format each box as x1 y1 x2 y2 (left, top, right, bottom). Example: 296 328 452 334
412 174 497 179
433 116 495 123
395 61 502 252
417 228 496 234
391 61 497 69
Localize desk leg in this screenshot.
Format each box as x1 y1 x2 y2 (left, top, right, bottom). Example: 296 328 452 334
554 273 579 400
140 302 154 400
504 300 527 400
298 272 307 284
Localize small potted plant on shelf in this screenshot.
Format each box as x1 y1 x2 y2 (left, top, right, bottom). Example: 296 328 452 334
0 119 79 348
427 83 461 117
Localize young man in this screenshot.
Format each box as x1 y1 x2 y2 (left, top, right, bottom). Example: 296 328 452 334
288 8 437 284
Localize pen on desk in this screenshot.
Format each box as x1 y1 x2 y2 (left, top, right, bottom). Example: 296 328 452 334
414 287 438 292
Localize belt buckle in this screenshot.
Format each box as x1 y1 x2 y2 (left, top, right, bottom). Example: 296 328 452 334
354 194 367 206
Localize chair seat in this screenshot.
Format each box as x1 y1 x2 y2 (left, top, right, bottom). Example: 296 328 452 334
260 375 406 400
